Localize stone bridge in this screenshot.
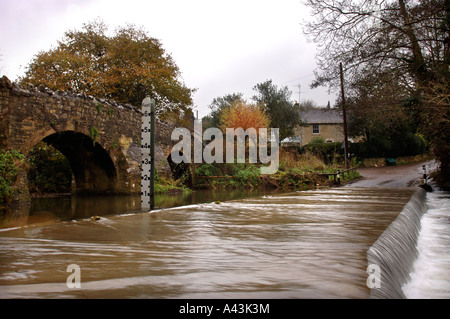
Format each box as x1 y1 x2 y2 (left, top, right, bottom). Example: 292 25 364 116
0 76 190 201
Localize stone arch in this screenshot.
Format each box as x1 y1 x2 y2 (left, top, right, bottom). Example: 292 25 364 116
34 131 121 194
1 76 196 201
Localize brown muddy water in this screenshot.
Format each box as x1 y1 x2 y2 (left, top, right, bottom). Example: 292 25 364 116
0 187 415 299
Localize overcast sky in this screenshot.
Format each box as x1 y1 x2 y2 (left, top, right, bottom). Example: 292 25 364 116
0 0 336 117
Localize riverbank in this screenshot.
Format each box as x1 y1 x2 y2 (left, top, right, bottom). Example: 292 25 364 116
192 149 361 191
193 168 361 192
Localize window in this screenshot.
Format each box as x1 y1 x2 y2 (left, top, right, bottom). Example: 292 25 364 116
313 124 320 134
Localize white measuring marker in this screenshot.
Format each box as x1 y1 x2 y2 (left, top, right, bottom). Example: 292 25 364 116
141 96 155 210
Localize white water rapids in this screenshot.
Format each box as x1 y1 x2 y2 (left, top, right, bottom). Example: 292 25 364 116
402 190 450 298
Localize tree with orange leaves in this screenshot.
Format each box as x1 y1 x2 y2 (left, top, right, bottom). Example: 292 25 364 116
219 101 270 132
218 101 271 164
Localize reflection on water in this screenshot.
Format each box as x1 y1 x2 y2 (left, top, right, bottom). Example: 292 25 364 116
0 189 279 229
0 187 415 299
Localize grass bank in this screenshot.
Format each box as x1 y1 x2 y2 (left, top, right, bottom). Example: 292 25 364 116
192 148 361 191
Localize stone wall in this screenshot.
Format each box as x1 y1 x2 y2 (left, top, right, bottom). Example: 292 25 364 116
0 76 176 200
362 154 432 167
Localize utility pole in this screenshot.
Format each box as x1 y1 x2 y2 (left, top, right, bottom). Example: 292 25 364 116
339 63 349 170
295 84 301 104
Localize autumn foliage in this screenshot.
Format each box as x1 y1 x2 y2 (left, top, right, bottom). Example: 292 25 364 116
20 19 195 121
219 101 270 132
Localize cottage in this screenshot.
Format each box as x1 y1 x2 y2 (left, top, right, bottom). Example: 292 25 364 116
285 107 345 146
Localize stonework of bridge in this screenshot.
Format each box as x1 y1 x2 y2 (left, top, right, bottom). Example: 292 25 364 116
0 76 186 202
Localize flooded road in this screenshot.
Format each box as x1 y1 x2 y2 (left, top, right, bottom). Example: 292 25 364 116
0 187 415 299
349 161 437 188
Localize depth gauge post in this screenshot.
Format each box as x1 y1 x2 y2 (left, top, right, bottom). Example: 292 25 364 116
141 96 156 210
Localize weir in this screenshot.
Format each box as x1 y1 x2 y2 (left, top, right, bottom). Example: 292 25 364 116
367 188 428 299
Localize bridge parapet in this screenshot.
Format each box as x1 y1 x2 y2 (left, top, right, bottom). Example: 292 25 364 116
0 76 178 201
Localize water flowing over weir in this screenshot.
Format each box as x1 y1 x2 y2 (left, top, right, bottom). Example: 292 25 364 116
367 188 428 299
0 187 416 299
402 189 450 298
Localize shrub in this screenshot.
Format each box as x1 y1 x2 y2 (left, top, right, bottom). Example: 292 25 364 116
195 163 222 176
280 148 326 171
300 142 343 164
27 143 72 194
309 136 326 144
154 177 189 194
350 133 427 159
0 150 25 205
234 165 261 187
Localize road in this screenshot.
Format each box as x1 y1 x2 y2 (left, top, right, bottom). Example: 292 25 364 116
348 160 438 188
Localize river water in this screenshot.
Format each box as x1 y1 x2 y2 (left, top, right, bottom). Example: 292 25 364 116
401 189 450 298
0 189 278 229
0 187 417 299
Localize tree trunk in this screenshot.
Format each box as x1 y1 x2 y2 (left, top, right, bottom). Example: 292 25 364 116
398 0 430 86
